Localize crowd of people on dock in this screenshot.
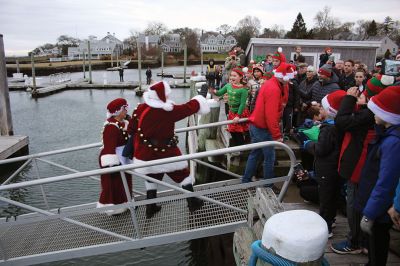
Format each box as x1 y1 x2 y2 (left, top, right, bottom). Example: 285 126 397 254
96 43 399 265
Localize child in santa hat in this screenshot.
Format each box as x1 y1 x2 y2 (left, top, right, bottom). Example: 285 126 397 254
356 85 400 266
97 98 132 216
210 67 250 153
304 90 347 238
128 81 210 219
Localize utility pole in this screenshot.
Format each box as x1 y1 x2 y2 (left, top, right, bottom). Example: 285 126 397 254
183 37 187 83
200 47 204 75
82 51 86 79
16 58 20 73
87 41 92 84
31 53 37 94
136 39 142 95
161 51 164 80
0 34 14 135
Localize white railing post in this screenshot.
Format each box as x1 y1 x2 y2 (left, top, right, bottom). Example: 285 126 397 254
33 158 50 210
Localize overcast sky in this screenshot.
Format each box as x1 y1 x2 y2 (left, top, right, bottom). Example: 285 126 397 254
1 0 399 56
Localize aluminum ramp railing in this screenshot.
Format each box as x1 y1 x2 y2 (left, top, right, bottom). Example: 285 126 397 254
0 122 296 266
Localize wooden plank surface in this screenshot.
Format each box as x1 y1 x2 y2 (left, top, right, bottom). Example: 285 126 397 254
0 135 28 160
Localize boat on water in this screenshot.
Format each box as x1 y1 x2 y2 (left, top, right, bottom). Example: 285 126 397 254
106 60 131 71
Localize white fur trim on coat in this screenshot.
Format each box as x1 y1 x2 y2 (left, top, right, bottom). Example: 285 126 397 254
192 95 210 115
368 100 400 125
145 181 158 190
180 176 193 186
133 157 188 174
96 202 127 216
100 154 120 167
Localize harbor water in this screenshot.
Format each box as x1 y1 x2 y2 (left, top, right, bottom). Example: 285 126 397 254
1 66 234 265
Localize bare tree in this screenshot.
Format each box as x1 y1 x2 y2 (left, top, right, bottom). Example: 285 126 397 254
313 6 341 39
216 24 233 35
144 21 168 36
236 15 261 36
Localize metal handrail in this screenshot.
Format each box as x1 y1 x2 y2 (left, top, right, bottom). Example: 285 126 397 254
0 118 249 166
0 141 295 193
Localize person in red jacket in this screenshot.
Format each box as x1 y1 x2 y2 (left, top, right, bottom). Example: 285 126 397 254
97 98 132 216
241 62 295 185
128 81 210 218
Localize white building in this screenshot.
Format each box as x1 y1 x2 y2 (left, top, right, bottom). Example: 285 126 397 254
160 34 182 53
68 32 123 60
200 32 237 53
368 36 398 57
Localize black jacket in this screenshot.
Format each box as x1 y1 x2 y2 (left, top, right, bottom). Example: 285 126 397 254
306 122 342 178
311 73 340 103
298 76 319 104
334 95 376 183
339 73 355 91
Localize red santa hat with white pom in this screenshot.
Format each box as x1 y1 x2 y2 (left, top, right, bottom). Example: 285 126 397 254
368 85 400 125
274 62 297 81
143 81 174 111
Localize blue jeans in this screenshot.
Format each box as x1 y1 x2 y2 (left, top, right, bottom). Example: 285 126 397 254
242 125 275 183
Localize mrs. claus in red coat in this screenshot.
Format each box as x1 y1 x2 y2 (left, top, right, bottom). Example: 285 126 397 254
128 81 210 218
97 98 132 215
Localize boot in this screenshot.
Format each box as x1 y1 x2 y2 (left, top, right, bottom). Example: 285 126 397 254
145 190 161 219
182 184 204 213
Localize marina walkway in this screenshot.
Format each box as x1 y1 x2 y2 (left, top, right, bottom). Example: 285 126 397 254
0 136 28 160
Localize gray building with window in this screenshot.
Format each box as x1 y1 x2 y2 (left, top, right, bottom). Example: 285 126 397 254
245 38 381 69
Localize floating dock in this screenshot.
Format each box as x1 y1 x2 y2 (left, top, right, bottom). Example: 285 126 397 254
0 135 29 160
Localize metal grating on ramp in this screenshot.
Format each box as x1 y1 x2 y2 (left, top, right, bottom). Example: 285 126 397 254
0 187 254 263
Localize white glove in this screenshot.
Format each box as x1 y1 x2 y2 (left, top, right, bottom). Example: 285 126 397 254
360 216 374 235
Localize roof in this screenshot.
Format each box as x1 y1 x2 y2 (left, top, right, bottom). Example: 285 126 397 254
245 38 382 56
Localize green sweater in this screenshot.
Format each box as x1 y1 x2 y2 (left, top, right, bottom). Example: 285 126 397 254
216 83 248 115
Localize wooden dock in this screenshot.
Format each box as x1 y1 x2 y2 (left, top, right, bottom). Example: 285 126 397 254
0 135 29 160
31 81 140 98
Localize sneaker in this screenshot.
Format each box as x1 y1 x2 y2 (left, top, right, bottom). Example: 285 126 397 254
331 241 362 254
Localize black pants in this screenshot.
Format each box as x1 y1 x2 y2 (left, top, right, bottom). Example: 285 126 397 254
298 178 319 204
366 222 392 266
317 174 341 232
282 106 293 134
230 132 249 147
146 77 151 85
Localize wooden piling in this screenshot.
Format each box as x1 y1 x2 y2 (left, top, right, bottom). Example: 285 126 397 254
0 34 14 135
87 41 92 84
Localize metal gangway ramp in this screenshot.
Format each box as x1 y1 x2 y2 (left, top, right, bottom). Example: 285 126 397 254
0 120 296 266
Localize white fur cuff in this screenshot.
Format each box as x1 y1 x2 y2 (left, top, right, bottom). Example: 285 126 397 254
133 158 188 174
100 154 120 167
192 95 211 115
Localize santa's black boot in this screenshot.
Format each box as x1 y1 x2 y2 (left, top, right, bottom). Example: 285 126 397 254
182 184 204 212
145 190 161 219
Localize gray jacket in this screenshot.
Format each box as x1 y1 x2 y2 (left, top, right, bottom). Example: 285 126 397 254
311 73 340 103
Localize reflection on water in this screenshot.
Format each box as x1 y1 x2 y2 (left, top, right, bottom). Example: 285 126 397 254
1 86 203 265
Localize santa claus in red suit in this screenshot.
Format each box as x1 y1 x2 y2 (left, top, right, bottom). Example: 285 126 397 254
128 81 210 218
97 98 132 215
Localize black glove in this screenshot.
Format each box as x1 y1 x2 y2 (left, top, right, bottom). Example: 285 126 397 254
198 84 208 98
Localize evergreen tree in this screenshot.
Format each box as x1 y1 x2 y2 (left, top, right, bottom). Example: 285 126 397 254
366 20 378 37
383 16 394 35
286 13 308 39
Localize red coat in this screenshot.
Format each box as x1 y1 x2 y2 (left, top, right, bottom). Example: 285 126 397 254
98 118 132 205
249 77 287 140
128 95 209 175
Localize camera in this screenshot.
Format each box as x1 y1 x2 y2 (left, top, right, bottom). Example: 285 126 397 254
381 59 400 77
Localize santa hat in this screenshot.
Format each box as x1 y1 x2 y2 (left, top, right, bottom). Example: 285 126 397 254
364 74 395 99
252 64 264 75
274 62 296 81
143 81 174 111
231 67 244 76
318 64 333 77
271 47 286 63
106 98 128 118
368 86 400 125
321 90 347 118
